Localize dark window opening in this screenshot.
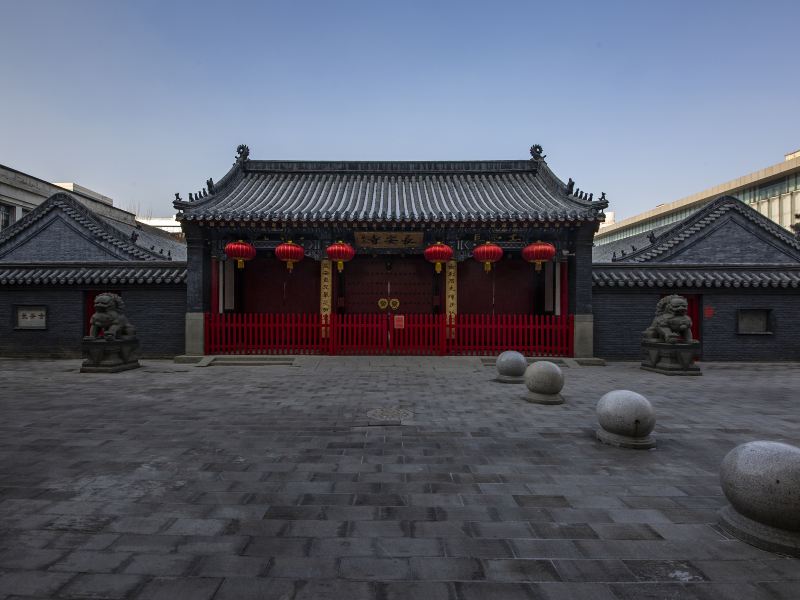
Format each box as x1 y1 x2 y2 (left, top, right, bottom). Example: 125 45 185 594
737 309 772 335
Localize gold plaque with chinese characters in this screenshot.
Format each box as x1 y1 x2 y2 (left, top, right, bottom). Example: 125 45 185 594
445 260 457 317
319 260 333 316
354 232 424 249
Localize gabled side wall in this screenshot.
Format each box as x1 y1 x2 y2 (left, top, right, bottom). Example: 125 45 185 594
0 286 186 358
594 288 800 361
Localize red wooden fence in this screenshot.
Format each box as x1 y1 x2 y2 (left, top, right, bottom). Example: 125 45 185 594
205 312 573 356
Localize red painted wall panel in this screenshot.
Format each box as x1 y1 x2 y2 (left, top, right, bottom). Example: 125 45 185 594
457 258 536 314
242 257 319 313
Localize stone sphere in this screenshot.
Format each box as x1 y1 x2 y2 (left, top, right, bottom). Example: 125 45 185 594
496 351 527 377
596 390 656 439
720 441 800 531
524 361 564 395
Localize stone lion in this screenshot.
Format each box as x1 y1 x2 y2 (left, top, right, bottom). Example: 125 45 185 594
642 294 695 344
85 293 136 340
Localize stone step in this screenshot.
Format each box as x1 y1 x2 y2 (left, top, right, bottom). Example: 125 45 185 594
209 355 296 367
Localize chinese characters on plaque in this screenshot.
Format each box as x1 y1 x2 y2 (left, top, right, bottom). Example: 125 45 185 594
16 306 47 329
445 260 457 317
319 259 333 316
354 232 424 249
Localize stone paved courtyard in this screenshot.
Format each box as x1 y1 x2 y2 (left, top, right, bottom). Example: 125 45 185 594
1 357 799 600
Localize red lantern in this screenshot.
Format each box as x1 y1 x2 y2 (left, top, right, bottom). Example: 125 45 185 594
472 241 503 273
522 241 556 271
326 241 355 272
224 240 256 269
275 241 305 272
424 242 453 274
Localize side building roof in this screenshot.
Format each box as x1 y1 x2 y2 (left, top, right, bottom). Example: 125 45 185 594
593 195 800 288
0 193 186 287
0 193 186 263
174 146 608 226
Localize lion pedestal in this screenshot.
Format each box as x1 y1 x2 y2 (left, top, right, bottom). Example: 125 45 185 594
641 340 701 376
80 292 141 373
640 294 702 376
81 338 141 373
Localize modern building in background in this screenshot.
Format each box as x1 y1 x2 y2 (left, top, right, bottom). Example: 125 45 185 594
137 216 182 236
596 150 800 245
0 164 125 231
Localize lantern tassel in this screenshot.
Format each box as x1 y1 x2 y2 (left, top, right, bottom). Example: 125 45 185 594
435 262 442 274
337 260 344 272
287 261 294 272
535 262 542 272
237 259 244 269
484 262 491 273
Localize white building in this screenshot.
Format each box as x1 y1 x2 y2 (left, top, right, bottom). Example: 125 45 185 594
0 164 130 230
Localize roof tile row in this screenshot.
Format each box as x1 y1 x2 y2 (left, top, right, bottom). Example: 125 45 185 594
0 264 187 286
594 267 800 288
178 164 604 224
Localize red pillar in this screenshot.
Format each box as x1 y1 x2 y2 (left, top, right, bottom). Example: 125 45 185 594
560 261 568 317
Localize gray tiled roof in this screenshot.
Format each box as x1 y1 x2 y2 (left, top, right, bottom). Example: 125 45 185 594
101 217 187 261
592 223 675 262
0 263 186 286
0 193 184 262
611 196 800 263
593 265 800 289
176 159 607 224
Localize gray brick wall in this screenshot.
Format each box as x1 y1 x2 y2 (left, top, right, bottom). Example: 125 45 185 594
594 288 800 361
0 286 186 358
700 291 800 361
593 290 661 359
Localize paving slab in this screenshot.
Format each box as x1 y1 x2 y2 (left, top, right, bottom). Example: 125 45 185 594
0 357 798 599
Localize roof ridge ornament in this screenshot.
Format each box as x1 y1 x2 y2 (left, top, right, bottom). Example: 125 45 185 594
236 144 250 164
529 144 546 162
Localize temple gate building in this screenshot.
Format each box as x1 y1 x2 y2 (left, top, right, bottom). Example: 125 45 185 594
175 145 608 357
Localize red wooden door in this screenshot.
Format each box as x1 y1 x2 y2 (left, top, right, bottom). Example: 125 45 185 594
458 259 536 315
344 257 434 314
387 257 435 314
242 257 319 313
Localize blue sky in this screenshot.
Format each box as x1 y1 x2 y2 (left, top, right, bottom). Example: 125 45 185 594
1 0 797 219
